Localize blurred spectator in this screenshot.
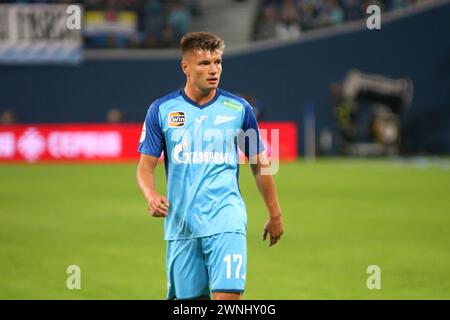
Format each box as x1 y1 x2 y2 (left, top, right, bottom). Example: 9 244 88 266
142 0 165 48
319 127 333 155
276 0 301 39
342 0 363 21
328 0 345 25
168 1 192 42
386 0 409 10
0 109 16 125
330 82 356 144
254 4 278 41
106 108 125 123
298 0 318 31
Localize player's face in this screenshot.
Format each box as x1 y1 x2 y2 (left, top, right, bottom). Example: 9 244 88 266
182 49 222 92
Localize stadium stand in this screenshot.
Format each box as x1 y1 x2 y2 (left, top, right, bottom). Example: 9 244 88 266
252 0 430 41
0 0 433 48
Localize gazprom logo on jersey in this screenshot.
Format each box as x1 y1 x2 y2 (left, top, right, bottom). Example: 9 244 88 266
171 125 260 166
168 111 186 127
173 146 230 164
172 132 233 165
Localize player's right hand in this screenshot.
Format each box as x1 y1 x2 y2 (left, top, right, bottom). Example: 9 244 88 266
147 193 170 217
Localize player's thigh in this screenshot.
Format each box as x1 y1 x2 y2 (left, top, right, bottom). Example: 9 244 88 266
166 238 209 299
204 232 247 296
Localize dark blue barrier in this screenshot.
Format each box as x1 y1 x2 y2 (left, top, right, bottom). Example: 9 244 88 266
1 2 449 154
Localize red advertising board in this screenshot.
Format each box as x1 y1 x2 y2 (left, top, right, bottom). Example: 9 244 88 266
0 123 297 163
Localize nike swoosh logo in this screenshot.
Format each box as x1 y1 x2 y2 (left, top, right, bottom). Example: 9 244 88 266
214 115 236 125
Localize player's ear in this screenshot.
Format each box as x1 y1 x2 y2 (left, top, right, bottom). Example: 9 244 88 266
181 59 189 76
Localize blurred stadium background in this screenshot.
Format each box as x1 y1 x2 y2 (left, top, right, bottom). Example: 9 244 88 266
0 0 449 299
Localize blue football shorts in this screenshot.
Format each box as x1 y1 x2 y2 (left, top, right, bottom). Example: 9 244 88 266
166 232 247 300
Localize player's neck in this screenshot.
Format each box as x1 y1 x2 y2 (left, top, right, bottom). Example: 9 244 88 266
184 84 217 106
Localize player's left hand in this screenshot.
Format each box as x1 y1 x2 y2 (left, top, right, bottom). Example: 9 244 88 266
263 214 284 247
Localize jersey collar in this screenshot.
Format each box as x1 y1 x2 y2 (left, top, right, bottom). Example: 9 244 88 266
180 88 221 109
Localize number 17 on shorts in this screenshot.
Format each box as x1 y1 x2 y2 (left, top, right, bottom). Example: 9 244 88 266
208 232 247 294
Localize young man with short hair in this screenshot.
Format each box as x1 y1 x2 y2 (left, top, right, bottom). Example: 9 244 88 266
137 32 284 300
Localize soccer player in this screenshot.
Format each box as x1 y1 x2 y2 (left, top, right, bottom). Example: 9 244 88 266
136 32 284 300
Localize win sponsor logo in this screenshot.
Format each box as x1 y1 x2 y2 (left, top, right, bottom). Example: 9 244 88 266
168 111 186 127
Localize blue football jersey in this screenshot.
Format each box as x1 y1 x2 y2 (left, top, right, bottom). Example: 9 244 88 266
138 88 264 240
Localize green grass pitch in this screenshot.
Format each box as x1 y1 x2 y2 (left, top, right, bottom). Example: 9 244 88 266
1 159 449 299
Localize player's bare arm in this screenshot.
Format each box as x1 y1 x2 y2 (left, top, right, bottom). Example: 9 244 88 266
137 154 170 217
250 152 284 247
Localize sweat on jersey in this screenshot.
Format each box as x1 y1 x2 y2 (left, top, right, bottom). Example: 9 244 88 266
138 88 265 240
